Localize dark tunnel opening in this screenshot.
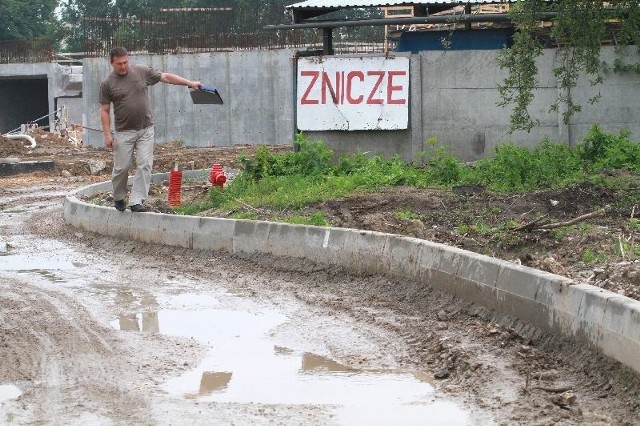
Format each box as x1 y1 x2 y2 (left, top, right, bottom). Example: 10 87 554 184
0 76 49 134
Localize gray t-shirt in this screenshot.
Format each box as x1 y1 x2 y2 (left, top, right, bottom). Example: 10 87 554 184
99 65 162 131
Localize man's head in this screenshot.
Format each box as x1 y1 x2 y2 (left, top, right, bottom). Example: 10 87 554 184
110 46 129 75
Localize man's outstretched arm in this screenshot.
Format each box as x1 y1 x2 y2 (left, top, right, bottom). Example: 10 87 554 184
160 72 201 89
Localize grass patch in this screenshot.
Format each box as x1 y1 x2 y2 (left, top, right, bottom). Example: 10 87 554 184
395 209 421 220
285 212 330 226
180 126 640 225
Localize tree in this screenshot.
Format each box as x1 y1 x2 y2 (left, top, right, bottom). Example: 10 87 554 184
57 0 117 52
57 0 290 52
497 0 640 132
0 0 58 40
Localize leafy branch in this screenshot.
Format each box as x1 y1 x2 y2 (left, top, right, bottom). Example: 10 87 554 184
497 0 640 132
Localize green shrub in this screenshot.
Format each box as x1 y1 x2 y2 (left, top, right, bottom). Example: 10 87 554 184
238 133 335 181
472 139 583 191
577 125 640 172
181 129 640 224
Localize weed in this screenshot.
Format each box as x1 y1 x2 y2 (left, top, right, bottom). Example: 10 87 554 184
505 219 520 230
472 222 493 235
230 211 259 220
395 209 421 220
455 224 472 235
553 227 571 241
582 248 596 264
578 223 593 235
285 212 330 226
615 238 640 260
582 248 608 264
455 222 493 235
481 206 503 216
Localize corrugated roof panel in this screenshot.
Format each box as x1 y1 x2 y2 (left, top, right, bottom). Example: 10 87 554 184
287 0 505 9
288 0 426 7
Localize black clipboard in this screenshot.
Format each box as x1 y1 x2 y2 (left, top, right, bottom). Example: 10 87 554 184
190 85 223 104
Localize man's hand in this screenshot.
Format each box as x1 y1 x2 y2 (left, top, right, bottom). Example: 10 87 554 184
100 103 113 149
104 133 114 149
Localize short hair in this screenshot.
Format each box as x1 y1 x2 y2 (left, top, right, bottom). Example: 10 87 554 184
110 46 129 62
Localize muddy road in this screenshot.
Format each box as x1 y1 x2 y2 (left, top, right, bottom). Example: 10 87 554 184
1 173 639 425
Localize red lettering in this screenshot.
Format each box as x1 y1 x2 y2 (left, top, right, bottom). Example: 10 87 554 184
366 71 384 104
302 68 407 106
321 72 338 104
300 71 319 105
387 71 407 105
346 71 364 104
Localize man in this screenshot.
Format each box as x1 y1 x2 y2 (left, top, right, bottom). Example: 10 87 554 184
99 46 201 212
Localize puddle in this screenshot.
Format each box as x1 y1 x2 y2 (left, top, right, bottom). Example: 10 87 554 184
0 254 75 283
0 384 22 402
0 239 86 284
17 269 67 283
0 254 76 271
111 293 471 425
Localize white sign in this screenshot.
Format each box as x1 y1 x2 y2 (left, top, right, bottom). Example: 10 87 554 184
296 56 410 131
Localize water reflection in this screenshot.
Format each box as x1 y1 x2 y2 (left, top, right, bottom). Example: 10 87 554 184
301 352 354 373
116 290 159 333
0 384 22 402
17 269 66 283
0 243 77 284
198 371 233 396
110 292 472 425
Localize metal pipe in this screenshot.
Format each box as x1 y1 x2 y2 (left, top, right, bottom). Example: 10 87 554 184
3 134 37 149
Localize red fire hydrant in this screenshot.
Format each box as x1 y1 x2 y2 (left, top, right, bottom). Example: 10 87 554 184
209 163 226 190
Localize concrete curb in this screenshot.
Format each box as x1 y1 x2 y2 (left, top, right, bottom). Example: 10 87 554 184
0 160 55 176
64 172 640 374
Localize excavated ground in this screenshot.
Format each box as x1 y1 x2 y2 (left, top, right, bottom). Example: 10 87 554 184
1 131 639 424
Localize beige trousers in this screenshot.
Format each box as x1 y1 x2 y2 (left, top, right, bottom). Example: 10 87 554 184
112 126 154 206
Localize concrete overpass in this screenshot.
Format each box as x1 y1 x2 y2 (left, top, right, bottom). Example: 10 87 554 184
0 62 82 134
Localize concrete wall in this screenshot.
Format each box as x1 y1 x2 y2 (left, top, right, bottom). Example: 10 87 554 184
0 62 83 134
308 46 640 162
82 50 297 147
46 45 640 161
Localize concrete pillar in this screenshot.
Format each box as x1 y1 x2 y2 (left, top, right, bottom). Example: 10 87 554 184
409 53 424 163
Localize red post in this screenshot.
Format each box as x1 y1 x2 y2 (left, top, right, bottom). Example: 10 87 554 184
168 168 183 207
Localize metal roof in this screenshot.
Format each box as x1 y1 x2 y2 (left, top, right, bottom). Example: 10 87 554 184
287 0 427 8
286 0 505 9
285 0 509 21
